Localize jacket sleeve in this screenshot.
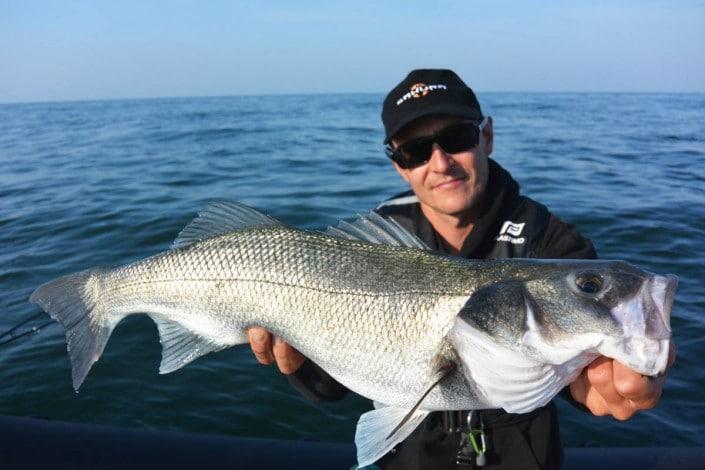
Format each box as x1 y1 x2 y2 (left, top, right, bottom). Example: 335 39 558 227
286 359 349 402
534 214 597 260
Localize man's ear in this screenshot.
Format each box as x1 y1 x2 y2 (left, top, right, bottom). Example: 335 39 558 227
483 116 494 156
392 161 411 183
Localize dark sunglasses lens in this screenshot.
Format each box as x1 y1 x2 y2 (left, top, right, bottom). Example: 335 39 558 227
387 123 482 169
436 125 480 153
398 140 434 168
396 124 480 168
386 147 411 169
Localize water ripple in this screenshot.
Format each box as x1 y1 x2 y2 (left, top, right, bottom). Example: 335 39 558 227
1 93 704 447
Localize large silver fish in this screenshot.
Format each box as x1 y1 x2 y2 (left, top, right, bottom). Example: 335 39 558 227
30 201 677 467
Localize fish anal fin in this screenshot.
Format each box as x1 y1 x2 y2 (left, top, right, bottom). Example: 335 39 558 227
152 316 235 374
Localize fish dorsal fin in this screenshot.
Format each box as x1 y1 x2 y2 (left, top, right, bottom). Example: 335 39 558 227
325 212 430 250
173 200 282 249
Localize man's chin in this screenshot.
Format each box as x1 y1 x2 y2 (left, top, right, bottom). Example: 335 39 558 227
441 194 484 219
427 200 477 218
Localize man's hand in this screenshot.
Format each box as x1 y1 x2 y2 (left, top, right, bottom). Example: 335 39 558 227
247 327 306 374
569 343 676 420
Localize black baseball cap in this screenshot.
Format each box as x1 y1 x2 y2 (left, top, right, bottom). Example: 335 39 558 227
381 69 483 143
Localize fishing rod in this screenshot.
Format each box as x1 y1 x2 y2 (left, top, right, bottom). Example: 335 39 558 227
0 311 56 347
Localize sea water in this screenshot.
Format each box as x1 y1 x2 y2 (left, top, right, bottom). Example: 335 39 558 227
1 92 704 446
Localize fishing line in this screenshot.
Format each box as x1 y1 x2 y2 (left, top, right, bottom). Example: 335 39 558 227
0 311 56 347
0 311 44 340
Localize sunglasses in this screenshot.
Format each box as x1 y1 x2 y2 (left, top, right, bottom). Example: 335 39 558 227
385 117 489 169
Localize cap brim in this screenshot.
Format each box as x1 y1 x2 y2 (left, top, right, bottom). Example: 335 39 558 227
383 103 483 143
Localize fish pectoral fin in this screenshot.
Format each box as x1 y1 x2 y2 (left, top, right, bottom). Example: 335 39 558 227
385 363 454 440
355 405 430 468
173 200 283 249
152 316 230 374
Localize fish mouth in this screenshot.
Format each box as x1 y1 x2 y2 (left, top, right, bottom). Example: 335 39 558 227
611 274 677 341
605 273 677 376
648 274 678 337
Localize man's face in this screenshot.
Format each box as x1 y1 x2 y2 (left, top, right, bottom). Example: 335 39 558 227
391 114 493 221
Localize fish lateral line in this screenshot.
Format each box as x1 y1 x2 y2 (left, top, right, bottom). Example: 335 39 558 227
110 275 466 298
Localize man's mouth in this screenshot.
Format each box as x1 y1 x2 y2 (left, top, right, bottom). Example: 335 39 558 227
433 176 467 190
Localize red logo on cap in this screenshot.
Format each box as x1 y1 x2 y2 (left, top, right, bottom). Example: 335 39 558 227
396 83 447 106
410 83 429 98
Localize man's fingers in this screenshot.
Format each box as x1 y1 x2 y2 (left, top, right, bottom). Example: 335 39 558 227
272 336 306 374
573 351 673 421
584 356 639 419
582 379 611 417
247 329 306 374
248 327 274 365
586 356 667 420
569 370 587 404
585 357 622 403
612 360 657 402
570 361 613 416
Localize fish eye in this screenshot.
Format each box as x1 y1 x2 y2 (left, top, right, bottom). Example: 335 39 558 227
575 272 604 294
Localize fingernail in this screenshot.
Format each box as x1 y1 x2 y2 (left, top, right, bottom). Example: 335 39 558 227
251 331 265 342
273 335 283 345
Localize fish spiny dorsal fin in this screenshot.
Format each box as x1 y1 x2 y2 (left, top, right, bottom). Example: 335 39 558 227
173 200 283 249
325 212 430 250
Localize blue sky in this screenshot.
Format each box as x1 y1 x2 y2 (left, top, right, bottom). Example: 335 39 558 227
2 0 704 102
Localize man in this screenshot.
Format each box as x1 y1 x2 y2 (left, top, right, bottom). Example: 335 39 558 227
246 69 674 469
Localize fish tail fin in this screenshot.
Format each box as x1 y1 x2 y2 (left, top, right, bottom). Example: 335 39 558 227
30 268 123 391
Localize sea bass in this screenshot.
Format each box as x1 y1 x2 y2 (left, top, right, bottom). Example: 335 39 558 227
30 201 677 467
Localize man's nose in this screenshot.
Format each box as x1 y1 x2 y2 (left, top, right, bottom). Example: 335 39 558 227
427 143 454 172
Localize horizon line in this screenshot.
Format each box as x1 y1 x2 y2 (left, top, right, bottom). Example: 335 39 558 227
2 89 704 106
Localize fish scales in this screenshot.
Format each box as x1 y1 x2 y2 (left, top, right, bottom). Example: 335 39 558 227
93 227 480 408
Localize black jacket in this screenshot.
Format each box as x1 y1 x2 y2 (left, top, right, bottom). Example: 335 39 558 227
289 160 596 469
